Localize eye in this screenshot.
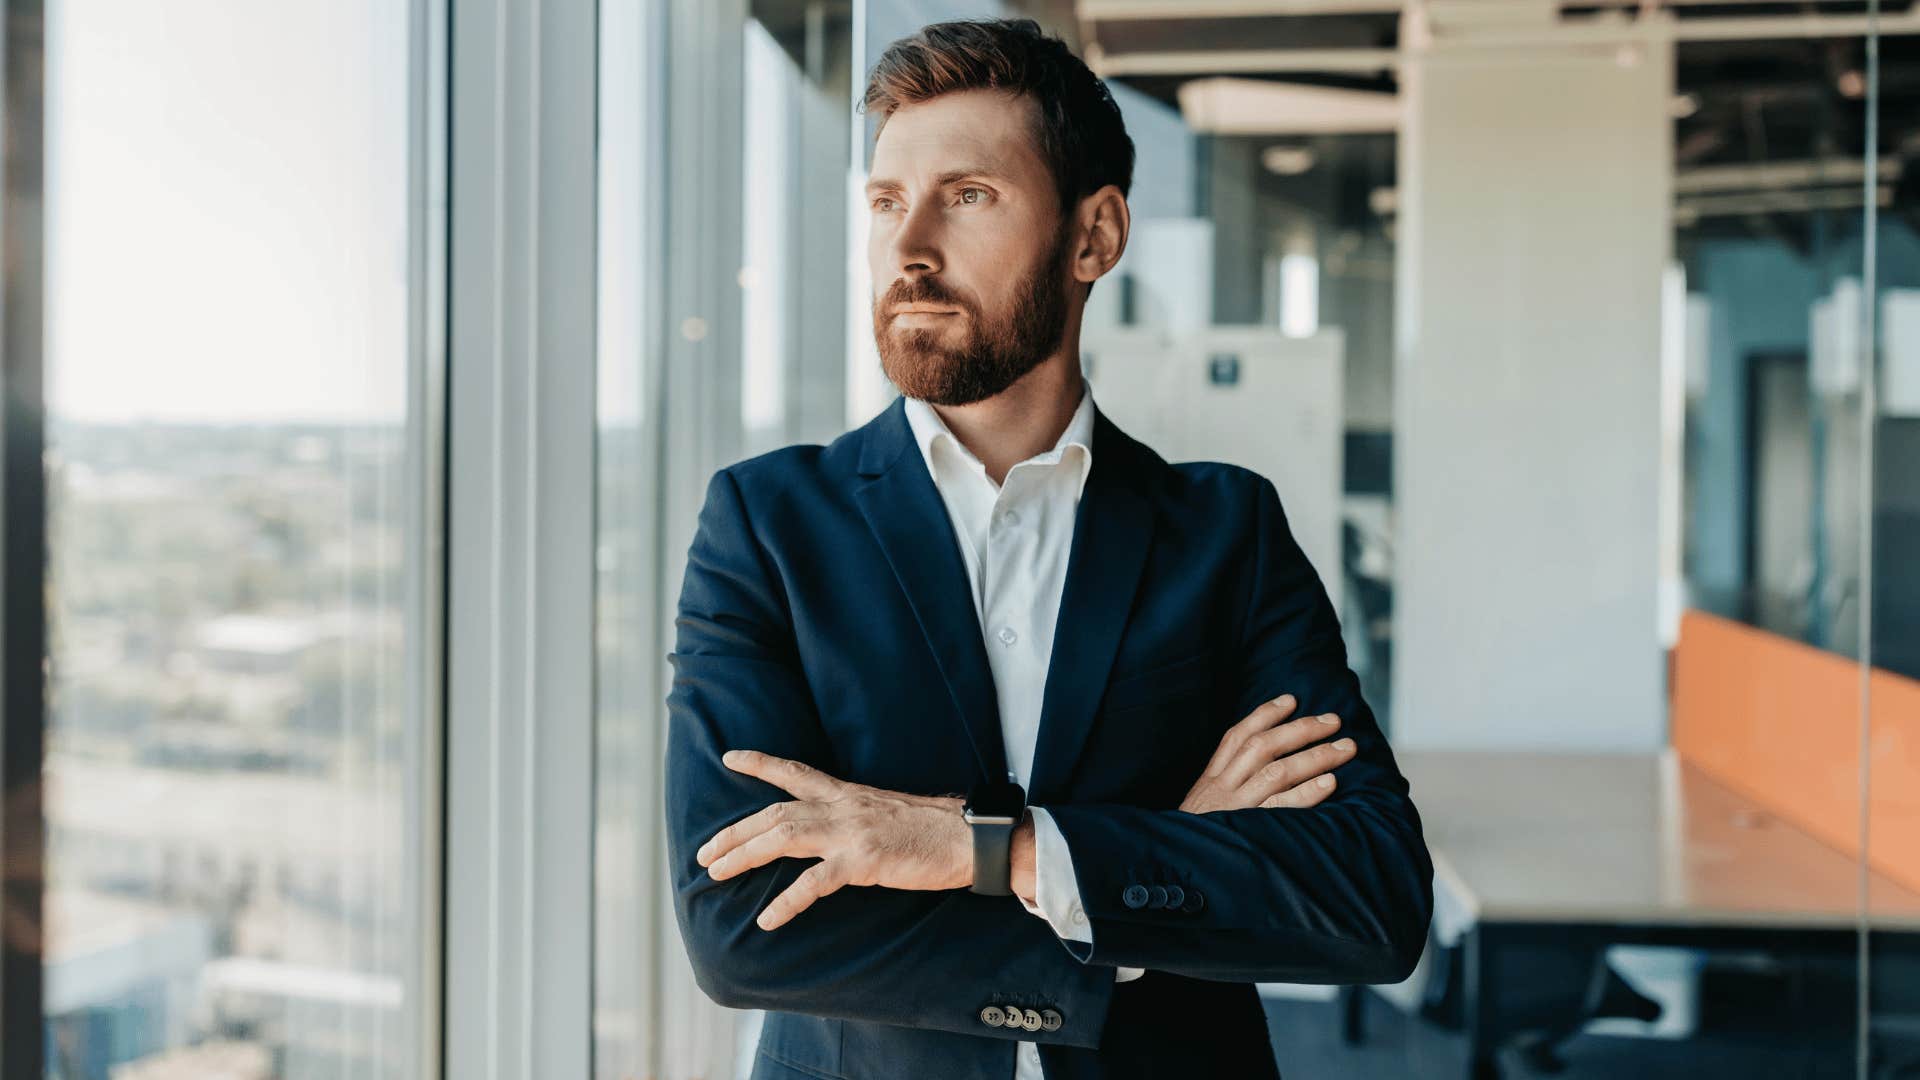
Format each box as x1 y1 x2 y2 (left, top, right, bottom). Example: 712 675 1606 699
871 196 899 213
958 187 986 205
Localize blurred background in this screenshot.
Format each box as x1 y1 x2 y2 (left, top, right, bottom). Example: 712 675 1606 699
2 0 1917 1077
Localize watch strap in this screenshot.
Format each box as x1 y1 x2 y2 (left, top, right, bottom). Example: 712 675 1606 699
969 814 1016 896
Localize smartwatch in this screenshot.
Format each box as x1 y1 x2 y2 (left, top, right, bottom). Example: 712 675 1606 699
963 779 1026 896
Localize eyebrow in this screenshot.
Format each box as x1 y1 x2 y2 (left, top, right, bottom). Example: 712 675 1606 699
863 167 1005 196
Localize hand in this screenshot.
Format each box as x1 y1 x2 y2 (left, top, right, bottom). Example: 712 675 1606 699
696 749 972 930
1179 693 1355 814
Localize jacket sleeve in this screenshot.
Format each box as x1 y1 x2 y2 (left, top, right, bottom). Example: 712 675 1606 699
664 467 1117 1046
1041 473 1434 985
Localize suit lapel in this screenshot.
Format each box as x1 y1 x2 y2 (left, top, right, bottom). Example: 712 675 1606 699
853 398 1009 786
1026 406 1157 805
849 396 1161 801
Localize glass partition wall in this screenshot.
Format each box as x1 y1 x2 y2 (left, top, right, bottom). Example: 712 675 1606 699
591 2 1918 1078
1864 9 1920 1077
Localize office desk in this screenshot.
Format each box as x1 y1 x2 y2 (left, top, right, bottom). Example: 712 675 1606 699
1399 751 1920 1078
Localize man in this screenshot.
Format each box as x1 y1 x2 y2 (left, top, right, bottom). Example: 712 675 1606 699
665 18 1432 1080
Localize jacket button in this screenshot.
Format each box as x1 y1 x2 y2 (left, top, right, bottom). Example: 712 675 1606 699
1122 884 1150 909
1000 1006 1027 1028
1040 1009 1063 1032
980 1005 1005 1027
1019 1008 1044 1031
1180 888 1205 913
1164 884 1186 909
1147 885 1169 909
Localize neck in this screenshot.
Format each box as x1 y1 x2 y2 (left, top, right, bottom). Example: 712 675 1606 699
930 352 1083 487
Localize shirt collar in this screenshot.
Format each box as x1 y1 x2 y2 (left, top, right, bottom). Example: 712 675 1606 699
902 380 1096 500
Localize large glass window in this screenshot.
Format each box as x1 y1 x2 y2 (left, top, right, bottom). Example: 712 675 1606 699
41 2 441 1076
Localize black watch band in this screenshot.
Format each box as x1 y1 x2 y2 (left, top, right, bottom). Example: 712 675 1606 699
963 780 1025 896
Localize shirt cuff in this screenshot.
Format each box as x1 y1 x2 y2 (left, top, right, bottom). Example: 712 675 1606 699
1028 807 1146 983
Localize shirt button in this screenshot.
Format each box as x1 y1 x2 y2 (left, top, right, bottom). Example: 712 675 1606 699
1002 508 1020 527
1069 900 1087 926
997 626 1018 646
1024 1044 1042 1065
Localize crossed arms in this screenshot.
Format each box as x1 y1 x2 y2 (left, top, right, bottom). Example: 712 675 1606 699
663 467 1434 1045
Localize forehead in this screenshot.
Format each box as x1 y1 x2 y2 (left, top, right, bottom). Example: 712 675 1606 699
869 88 1051 190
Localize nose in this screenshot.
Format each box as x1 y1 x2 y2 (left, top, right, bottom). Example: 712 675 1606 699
886 199 943 282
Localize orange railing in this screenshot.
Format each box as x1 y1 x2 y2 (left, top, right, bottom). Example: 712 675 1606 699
1672 609 1920 893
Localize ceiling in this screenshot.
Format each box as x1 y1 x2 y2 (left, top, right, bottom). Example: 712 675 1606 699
1058 0 1920 246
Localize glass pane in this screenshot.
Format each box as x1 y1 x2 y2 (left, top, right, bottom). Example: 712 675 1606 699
41 2 438 1076
615 4 1916 1078
594 1 857 1075
592 0 661 1076
1862 9 1920 1076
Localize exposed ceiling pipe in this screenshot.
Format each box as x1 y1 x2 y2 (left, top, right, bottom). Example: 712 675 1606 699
1080 0 1405 16
1090 44 1400 75
1674 158 1900 194
1089 9 1920 77
1677 186 1891 219
1079 0 1896 19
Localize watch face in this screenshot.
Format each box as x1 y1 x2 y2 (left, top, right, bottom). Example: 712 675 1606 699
964 780 1025 819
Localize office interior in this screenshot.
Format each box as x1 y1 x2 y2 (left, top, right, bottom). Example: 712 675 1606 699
3 0 1917 1077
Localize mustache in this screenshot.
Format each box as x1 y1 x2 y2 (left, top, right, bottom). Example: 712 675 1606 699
880 277 971 315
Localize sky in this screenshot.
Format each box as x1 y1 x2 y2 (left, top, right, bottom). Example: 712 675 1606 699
46 0 411 424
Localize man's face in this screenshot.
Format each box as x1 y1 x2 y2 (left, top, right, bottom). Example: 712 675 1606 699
864 88 1073 406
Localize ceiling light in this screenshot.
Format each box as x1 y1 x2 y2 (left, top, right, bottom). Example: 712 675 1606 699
1262 146 1318 176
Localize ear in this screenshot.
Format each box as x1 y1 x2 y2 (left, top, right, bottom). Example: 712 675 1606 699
1068 185 1130 290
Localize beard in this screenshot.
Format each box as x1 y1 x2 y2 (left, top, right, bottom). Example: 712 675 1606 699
873 225 1072 407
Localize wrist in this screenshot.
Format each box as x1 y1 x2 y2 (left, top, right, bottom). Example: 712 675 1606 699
1010 811 1037 904
961 781 1025 896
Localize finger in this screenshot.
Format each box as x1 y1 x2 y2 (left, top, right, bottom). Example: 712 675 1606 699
1241 738 1356 803
697 799 829 867
1261 773 1336 809
1219 712 1342 790
1229 714 1343 784
1204 694 1297 778
709 817 829 881
723 749 846 801
758 860 848 930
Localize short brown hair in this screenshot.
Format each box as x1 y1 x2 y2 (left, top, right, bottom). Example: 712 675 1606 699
861 18 1135 220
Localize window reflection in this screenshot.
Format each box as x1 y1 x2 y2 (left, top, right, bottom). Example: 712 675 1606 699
41 2 432 1076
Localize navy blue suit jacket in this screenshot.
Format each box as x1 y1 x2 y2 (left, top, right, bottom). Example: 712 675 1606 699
665 394 1433 1080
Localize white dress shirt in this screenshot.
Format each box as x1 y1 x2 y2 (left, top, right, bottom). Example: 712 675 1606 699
902 382 1145 1080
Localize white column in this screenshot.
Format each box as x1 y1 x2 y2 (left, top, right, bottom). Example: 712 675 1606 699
1392 35 1672 750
